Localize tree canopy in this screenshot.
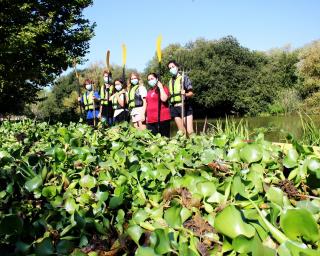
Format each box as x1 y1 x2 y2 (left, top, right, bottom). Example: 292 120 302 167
0 0 95 114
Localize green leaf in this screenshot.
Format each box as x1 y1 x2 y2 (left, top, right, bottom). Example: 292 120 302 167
283 148 299 168
154 229 172 254
226 148 240 162
135 246 159 256
0 214 23 235
240 145 262 164
35 237 54 256
200 148 216 164
266 186 284 207
79 175 96 189
65 198 78 214
54 147 66 162
127 225 143 245
25 175 42 192
133 209 148 224
196 181 216 198
56 240 74 255
164 205 182 228
280 208 320 242
109 195 123 209
214 205 255 239
42 185 57 198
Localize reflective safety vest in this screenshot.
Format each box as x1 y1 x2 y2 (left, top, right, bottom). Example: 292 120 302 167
83 91 95 111
112 93 126 110
100 85 112 105
128 85 143 109
169 74 183 104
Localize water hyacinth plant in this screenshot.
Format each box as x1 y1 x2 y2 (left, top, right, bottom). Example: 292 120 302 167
0 120 319 255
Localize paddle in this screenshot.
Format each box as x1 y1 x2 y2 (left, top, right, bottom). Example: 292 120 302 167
156 35 162 133
73 59 83 121
105 50 111 122
122 44 128 121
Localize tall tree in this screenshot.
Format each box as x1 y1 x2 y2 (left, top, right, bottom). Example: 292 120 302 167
0 0 95 114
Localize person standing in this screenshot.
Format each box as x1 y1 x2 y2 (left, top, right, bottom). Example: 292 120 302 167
127 72 147 130
78 79 100 126
110 79 129 124
99 70 114 126
167 60 194 135
146 73 171 137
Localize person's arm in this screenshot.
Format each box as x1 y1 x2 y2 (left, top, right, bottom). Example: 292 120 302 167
116 91 125 107
157 82 169 102
182 75 194 98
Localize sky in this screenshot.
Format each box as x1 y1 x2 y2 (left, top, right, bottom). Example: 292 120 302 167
79 0 320 72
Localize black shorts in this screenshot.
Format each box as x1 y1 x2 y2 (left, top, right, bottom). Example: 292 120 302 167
114 110 129 124
170 105 193 118
101 105 113 119
147 120 171 137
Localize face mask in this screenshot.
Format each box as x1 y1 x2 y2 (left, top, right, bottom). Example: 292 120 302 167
85 84 92 91
131 79 139 85
115 84 122 91
148 79 157 87
169 67 178 76
104 76 111 83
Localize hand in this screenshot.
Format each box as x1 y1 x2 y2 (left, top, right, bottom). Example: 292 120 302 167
120 89 126 94
92 95 96 100
97 112 101 119
157 81 163 90
181 89 186 95
78 97 81 102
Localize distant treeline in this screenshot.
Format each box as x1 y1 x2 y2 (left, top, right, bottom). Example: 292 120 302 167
28 36 320 122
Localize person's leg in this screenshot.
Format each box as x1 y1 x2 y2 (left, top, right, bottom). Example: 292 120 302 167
160 120 171 137
87 119 94 126
147 123 157 135
185 114 194 135
138 121 146 130
174 117 185 133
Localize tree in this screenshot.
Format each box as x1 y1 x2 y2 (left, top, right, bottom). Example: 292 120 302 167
297 40 320 98
0 0 95 114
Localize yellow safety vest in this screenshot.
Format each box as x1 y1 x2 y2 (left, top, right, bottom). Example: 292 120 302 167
128 85 143 109
83 91 94 110
112 93 125 110
100 85 113 105
169 74 183 104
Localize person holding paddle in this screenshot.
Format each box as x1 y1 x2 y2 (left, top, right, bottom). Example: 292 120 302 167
78 78 100 126
146 73 171 137
110 79 129 124
127 72 147 130
99 70 114 126
167 60 194 135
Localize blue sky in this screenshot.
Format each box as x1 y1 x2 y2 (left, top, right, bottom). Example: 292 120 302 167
80 0 319 72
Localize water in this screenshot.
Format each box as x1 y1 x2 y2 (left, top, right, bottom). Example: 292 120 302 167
170 115 320 142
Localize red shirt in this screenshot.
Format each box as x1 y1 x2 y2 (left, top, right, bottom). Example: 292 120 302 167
146 86 171 123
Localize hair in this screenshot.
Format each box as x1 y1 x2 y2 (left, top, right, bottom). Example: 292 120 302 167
147 72 158 79
130 71 140 80
83 78 93 87
167 60 179 68
103 70 112 76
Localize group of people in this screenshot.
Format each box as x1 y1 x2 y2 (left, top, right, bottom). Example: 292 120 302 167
78 60 194 136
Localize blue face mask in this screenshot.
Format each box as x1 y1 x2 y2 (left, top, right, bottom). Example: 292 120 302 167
131 79 139 85
169 67 178 76
148 79 157 87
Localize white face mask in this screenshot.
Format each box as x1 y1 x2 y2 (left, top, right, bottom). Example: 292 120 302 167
85 84 92 91
115 84 122 91
131 78 139 85
104 76 111 83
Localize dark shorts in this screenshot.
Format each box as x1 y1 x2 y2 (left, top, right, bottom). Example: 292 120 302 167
147 120 171 137
101 105 114 126
170 105 193 118
114 110 129 124
86 118 99 126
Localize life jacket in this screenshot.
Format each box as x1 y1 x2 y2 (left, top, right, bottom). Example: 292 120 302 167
128 85 143 109
100 84 113 105
83 91 97 111
169 74 183 104
112 92 126 110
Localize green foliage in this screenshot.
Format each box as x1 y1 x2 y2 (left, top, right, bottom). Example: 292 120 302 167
145 36 301 116
0 120 319 255
0 0 95 114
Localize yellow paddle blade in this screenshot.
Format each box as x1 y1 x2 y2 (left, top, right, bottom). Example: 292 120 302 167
106 50 110 70
156 35 162 63
122 44 127 67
